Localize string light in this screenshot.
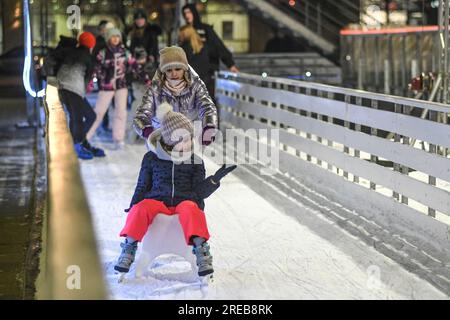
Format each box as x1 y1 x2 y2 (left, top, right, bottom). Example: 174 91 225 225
22 0 45 98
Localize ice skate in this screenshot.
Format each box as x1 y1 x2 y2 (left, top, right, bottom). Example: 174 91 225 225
114 239 138 282
192 238 214 278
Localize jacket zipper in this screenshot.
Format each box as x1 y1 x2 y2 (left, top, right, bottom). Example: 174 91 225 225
171 162 175 206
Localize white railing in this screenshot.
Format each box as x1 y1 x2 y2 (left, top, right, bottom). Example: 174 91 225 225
216 71 450 270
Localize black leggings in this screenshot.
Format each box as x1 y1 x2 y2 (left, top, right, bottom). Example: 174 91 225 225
59 89 96 144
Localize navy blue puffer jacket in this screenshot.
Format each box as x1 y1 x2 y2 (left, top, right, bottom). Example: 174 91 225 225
129 130 220 210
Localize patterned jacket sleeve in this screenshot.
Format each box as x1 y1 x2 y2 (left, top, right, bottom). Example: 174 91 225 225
194 79 218 129
133 87 155 137
129 152 153 208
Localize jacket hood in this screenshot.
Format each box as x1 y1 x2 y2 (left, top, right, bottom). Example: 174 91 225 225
147 129 171 161
57 35 78 49
151 65 200 94
182 3 202 28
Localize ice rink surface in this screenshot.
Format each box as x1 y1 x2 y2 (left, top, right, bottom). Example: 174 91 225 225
80 141 448 300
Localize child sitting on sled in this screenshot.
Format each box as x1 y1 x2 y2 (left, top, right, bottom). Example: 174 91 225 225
114 102 236 277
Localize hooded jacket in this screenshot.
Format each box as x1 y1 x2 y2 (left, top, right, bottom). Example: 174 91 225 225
56 45 94 97
127 23 162 60
180 41 210 84
133 66 218 136
129 129 220 210
182 3 235 72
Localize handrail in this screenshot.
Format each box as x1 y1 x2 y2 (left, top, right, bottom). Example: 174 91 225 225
37 82 106 299
216 71 450 293
219 71 450 113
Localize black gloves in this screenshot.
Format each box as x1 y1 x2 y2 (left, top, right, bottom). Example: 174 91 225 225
212 164 237 184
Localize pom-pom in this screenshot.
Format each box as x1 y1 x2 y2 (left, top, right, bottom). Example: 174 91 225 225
156 102 173 121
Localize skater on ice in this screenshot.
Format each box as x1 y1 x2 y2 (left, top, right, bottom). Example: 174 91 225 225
133 45 218 146
114 102 236 278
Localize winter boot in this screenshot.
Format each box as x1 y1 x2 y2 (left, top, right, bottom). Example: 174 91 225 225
82 140 106 157
114 239 138 273
74 142 94 160
192 237 214 277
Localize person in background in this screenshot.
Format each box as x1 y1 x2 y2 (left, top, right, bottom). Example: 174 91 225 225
56 32 106 160
133 46 218 148
93 20 109 58
178 25 210 84
127 8 162 72
93 20 115 134
87 28 137 150
181 3 239 99
126 46 153 144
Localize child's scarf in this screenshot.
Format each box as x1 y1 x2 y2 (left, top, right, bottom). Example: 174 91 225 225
164 78 187 96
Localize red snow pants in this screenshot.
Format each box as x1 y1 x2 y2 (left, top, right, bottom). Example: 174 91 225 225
119 199 210 245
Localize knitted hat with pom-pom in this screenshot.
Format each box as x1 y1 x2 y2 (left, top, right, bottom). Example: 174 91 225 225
156 102 194 146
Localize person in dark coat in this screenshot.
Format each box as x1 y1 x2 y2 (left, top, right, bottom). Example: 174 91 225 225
93 20 109 58
56 32 105 160
42 35 78 77
181 3 239 99
127 8 162 67
114 102 236 276
178 25 210 84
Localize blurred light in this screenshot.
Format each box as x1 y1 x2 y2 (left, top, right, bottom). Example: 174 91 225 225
22 0 45 98
262 72 268 78
93 77 98 83
305 71 312 77
345 55 351 61
200 0 208 3
150 12 159 20
289 0 296 6
14 7 21 18
431 0 439 8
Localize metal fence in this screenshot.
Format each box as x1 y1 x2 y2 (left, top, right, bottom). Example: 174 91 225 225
232 53 342 85
216 71 450 265
340 26 443 96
